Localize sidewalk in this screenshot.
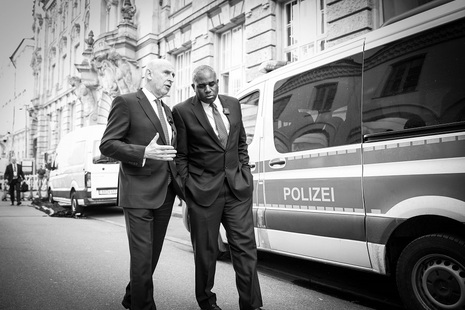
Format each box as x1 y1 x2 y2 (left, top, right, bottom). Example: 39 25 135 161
0 193 184 218
0 198 40 214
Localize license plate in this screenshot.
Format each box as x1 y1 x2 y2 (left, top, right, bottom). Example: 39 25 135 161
99 189 117 195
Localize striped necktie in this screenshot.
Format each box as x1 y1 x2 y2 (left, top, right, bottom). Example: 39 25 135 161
155 99 170 145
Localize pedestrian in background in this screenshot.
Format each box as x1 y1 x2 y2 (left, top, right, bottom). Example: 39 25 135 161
172 65 264 310
100 58 184 310
36 164 46 198
4 158 25 206
1 180 8 201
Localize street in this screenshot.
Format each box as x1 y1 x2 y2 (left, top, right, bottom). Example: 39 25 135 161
0 199 403 310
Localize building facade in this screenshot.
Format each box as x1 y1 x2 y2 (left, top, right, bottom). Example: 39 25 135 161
28 0 440 167
0 38 35 173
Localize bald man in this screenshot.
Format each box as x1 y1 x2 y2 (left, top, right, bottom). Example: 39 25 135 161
100 59 184 310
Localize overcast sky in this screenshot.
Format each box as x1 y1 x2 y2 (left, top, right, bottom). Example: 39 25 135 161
0 1 34 66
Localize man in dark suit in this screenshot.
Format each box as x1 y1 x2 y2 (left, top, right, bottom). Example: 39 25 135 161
100 58 183 310
173 65 264 310
4 158 25 206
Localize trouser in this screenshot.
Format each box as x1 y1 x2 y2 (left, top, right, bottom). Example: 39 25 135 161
38 178 44 196
187 182 263 310
9 179 21 204
122 183 176 310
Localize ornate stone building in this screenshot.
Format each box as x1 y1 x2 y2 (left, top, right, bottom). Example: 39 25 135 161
29 0 438 167
0 38 34 172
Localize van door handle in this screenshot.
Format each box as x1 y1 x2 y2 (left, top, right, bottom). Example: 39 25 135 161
249 162 256 172
269 158 286 169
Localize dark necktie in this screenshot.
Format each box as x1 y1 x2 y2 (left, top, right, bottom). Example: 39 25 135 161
210 103 228 148
155 99 170 145
155 99 172 183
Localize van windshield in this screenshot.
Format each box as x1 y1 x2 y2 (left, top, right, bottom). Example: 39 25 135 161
92 140 119 164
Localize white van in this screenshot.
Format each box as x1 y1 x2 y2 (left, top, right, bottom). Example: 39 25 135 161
190 2 464 310
48 125 119 214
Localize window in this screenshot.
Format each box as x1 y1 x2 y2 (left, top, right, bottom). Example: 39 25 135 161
382 0 437 23
171 0 192 13
219 25 244 96
363 18 465 136
70 102 75 131
273 55 362 153
60 54 67 87
175 50 192 103
47 114 53 149
313 83 338 111
71 43 79 76
50 64 56 92
381 56 424 96
283 0 327 62
239 91 260 144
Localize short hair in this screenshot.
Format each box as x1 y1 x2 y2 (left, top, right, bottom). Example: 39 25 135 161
192 65 216 84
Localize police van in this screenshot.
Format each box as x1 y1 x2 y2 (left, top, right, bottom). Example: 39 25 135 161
233 1 465 309
48 125 119 215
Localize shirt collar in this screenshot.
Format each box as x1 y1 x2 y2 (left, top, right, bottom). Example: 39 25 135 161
142 87 159 103
201 96 222 109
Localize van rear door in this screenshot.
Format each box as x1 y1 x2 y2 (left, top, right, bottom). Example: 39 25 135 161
86 139 119 204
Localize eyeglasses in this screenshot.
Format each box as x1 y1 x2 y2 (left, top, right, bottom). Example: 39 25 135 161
195 81 217 89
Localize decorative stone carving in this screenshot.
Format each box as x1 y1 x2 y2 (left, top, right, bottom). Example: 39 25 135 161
30 48 42 73
91 49 141 97
121 0 136 24
69 76 97 124
84 30 94 48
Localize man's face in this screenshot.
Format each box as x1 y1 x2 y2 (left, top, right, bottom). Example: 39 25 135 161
192 70 219 104
147 61 175 98
11 158 16 164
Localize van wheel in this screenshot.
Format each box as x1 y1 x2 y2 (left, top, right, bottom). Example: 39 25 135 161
70 192 83 216
48 189 54 203
396 234 465 310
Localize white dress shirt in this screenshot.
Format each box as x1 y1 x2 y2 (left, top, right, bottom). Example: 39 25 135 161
201 97 230 135
141 87 173 143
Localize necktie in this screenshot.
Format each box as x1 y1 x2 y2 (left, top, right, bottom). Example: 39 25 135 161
155 99 170 145
13 165 16 172
155 99 172 183
210 103 228 148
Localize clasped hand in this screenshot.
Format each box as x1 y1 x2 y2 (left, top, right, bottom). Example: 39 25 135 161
144 133 176 161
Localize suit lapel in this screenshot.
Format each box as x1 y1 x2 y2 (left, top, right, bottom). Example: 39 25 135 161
137 89 168 145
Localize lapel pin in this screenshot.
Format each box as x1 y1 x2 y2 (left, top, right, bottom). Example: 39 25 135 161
223 108 230 115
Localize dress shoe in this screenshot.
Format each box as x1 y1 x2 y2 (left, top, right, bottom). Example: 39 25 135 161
201 304 222 310
17 202 22 205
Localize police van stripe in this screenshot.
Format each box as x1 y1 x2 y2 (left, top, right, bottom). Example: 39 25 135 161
258 133 464 173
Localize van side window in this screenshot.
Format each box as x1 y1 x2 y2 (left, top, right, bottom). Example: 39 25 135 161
239 91 260 144
272 55 362 153
362 18 465 137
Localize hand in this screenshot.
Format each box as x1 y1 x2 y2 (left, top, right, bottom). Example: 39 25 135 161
144 133 177 161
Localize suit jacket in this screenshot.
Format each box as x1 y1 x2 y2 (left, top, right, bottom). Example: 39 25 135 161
100 89 183 209
172 94 253 207
4 163 25 185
